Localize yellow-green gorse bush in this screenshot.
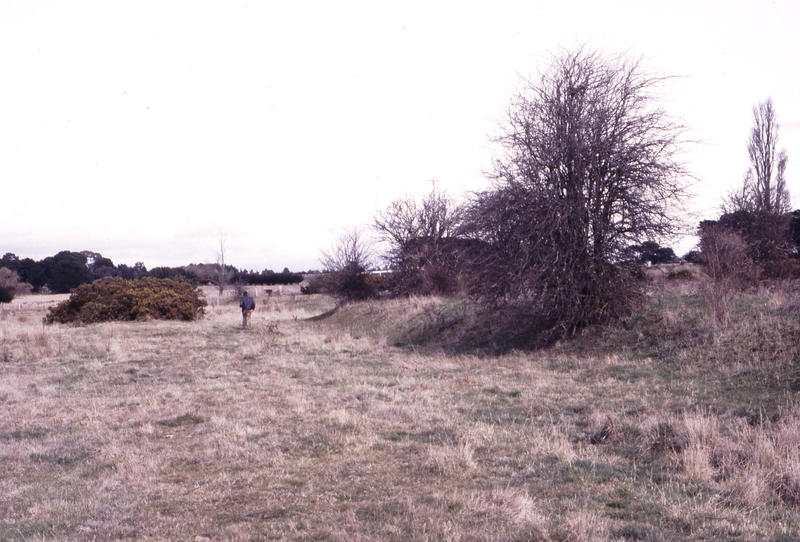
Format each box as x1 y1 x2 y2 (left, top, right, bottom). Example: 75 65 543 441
46 277 207 324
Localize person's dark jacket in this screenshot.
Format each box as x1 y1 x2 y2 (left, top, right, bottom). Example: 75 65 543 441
240 294 256 311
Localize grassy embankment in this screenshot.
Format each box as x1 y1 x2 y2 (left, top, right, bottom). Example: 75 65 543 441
1 281 800 541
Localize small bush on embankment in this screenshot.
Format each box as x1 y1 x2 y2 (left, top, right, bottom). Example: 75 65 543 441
46 277 207 324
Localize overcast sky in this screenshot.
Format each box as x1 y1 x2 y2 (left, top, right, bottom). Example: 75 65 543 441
2 1 798 271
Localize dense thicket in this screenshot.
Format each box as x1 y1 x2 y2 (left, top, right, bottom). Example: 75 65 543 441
373 188 474 296
46 277 207 324
698 210 800 280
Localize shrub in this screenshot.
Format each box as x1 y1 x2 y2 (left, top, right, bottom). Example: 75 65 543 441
698 225 758 325
682 250 703 264
667 268 696 281
330 261 378 301
300 273 334 295
0 267 33 298
700 210 794 268
319 229 379 302
0 284 12 303
46 277 207 324
363 272 393 293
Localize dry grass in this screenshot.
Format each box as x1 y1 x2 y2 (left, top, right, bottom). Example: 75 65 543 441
2 284 800 541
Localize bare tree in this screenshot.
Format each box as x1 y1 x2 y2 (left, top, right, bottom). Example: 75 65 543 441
215 233 236 296
319 229 377 301
724 98 790 215
462 47 689 342
373 186 469 295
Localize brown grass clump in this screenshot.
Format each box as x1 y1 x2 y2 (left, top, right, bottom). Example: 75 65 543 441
1 286 800 540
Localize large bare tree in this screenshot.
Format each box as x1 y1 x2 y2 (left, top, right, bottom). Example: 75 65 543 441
724 98 790 215
463 47 688 342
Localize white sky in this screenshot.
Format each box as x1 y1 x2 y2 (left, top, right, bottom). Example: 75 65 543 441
2 0 799 271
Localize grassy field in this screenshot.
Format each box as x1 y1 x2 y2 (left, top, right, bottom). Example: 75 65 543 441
2 282 800 541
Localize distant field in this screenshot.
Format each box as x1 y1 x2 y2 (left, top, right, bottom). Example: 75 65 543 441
2 284 800 541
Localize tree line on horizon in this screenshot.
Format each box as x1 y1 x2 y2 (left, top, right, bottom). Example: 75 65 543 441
0 250 304 302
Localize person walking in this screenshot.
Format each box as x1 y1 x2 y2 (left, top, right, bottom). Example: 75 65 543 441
240 291 256 329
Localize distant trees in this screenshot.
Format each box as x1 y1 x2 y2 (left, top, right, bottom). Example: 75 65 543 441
2 253 46 292
237 268 304 286
630 242 677 265
1 251 95 294
460 47 688 342
149 266 200 284
82 251 116 280
1 254 31 298
724 98 790 215
40 251 95 294
13 258 46 291
0 250 302 295
115 261 148 280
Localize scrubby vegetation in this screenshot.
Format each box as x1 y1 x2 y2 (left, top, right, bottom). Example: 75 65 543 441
45 277 207 324
0 267 33 303
0 284 12 303
318 229 383 302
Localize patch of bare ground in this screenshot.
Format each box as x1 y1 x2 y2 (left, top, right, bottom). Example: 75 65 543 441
2 285 800 540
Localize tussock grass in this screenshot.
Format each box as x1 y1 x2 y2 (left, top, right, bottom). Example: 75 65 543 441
1 285 800 540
